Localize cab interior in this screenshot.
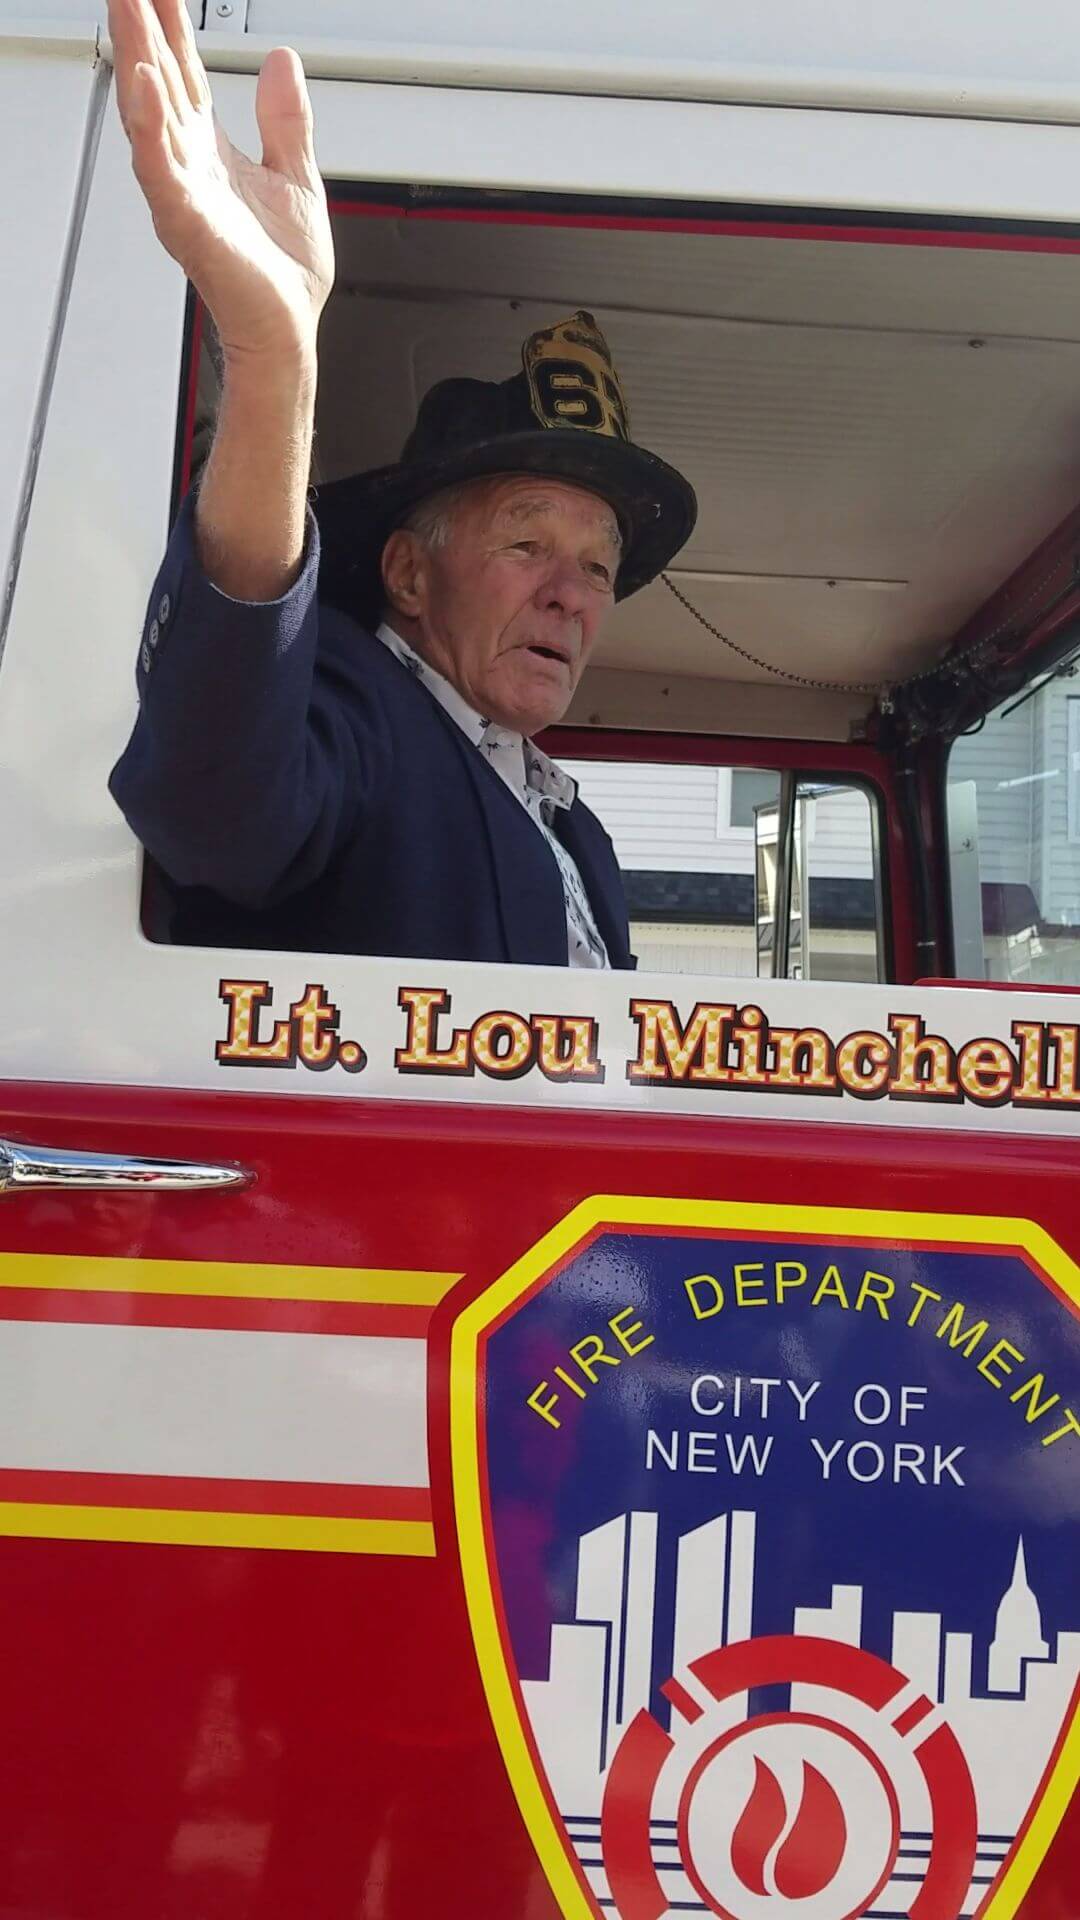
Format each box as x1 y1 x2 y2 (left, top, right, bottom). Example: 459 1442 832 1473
182 188 1080 987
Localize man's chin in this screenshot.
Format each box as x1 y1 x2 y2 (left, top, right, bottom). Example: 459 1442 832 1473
489 672 575 736
498 696 573 736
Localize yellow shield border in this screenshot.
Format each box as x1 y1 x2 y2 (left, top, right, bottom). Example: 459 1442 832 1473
449 1196 1080 1920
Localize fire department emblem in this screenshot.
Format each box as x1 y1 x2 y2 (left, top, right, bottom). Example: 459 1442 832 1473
449 1199 1080 1919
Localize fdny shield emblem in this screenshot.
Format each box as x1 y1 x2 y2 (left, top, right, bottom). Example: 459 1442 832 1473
450 1198 1080 1920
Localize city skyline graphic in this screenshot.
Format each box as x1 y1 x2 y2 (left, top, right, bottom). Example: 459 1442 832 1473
521 1507 1080 1917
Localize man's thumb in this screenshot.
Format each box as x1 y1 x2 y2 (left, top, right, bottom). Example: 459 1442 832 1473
256 46 317 183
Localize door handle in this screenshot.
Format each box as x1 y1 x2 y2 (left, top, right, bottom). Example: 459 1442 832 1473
0 1138 252 1195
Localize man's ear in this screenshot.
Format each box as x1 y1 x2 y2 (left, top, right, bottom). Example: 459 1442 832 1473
380 530 425 621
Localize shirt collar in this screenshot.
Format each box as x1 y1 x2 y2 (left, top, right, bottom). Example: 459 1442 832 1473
375 621 577 812
376 620 487 748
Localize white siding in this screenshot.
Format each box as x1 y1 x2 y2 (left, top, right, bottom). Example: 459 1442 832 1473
805 788 874 880
631 924 757 977
564 761 747 874
563 759 874 878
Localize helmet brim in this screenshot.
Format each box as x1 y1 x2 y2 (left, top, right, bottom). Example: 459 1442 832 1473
313 429 696 625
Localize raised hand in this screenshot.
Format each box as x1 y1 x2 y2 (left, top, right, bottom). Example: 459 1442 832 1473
109 0 334 366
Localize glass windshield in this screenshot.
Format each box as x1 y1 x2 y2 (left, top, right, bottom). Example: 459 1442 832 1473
947 676 1080 985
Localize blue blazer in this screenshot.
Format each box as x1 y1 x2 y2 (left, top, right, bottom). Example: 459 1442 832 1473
109 496 633 969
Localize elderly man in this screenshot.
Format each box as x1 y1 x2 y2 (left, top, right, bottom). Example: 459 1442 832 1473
108 0 696 966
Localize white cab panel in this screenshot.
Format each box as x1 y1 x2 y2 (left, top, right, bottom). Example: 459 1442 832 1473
0 39 102 654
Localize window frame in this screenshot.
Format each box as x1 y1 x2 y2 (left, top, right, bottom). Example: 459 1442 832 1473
164 199 916 986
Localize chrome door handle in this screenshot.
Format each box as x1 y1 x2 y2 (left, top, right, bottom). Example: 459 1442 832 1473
0 1138 252 1194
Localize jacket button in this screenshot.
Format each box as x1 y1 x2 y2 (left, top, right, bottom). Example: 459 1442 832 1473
158 593 171 624
141 643 152 674
148 619 160 650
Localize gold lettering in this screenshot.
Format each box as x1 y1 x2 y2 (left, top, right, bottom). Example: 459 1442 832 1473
609 1307 654 1357
766 1028 837 1091
956 1038 1015 1104
395 988 470 1072
532 1013 604 1081
856 1270 895 1319
977 1337 1026 1388
570 1334 621 1384
1009 1373 1060 1425
812 1265 849 1309
835 1031 892 1096
527 1383 561 1429
685 1274 724 1319
470 1010 533 1077
888 1014 959 1099
627 1000 734 1084
936 1302 988 1358
734 1262 768 1308
216 979 293 1066
907 1281 942 1327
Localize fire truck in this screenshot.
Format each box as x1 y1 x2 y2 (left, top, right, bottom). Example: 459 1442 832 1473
0 3 1078 1915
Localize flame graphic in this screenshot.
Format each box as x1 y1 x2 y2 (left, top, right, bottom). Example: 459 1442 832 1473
730 1757 847 1899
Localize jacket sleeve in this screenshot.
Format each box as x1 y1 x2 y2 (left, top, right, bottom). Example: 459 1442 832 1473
108 493 391 908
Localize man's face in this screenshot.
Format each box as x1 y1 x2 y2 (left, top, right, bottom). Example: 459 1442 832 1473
381 474 621 734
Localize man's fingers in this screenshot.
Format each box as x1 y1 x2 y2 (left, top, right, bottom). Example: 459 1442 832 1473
127 62 185 204
154 0 213 113
108 0 157 132
110 0 194 152
141 2 196 127
255 48 318 185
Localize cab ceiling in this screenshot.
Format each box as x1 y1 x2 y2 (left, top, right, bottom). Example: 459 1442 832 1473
314 210 1080 737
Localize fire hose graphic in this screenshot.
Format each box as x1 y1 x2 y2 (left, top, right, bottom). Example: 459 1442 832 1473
599 1635 978 1920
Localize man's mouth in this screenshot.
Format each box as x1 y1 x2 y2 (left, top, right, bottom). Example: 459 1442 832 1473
526 643 573 667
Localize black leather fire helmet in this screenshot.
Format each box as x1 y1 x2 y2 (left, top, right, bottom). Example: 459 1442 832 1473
313 310 697 625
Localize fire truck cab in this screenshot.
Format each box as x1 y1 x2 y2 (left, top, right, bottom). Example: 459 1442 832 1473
0 4 1078 1916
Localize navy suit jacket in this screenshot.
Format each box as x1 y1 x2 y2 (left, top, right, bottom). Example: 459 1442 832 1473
109 496 633 968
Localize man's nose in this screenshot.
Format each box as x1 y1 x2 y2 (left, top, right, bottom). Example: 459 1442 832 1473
535 561 591 618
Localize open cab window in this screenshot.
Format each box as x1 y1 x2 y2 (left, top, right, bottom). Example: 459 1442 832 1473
158 183 1080 985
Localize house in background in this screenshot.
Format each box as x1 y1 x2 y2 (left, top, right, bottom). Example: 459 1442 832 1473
566 670 1080 985
564 757 880 980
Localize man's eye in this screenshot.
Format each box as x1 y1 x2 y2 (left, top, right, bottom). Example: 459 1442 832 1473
587 562 613 585
511 540 540 555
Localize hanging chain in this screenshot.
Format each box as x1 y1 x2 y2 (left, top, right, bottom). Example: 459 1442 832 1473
660 555 1080 709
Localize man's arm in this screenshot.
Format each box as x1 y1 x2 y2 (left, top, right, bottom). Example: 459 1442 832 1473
109 0 334 598
194 345 316 600
107 1 370 902
109 497 392 907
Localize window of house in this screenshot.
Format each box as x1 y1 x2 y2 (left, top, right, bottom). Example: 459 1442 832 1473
948 677 1080 985
726 769 782 831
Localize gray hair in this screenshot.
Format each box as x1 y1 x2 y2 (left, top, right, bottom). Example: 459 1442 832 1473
396 482 471 550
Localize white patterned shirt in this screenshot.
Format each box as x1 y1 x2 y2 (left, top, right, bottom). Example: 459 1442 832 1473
376 622 609 968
